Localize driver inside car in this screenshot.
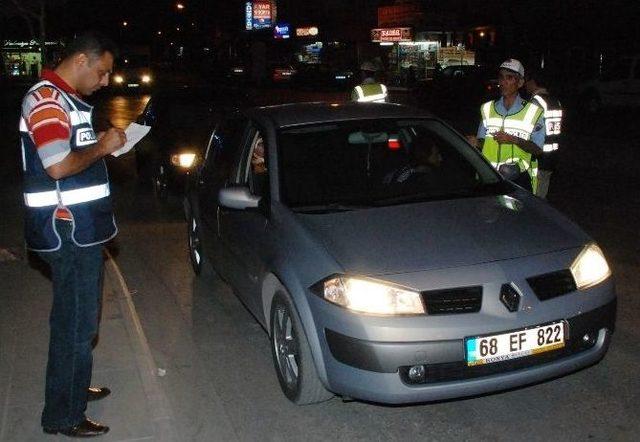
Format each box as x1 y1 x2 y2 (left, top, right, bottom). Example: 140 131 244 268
384 132 443 185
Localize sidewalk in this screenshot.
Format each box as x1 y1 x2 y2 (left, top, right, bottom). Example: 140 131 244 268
0 228 176 441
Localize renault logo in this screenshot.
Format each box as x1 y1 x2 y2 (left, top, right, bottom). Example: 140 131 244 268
500 284 521 312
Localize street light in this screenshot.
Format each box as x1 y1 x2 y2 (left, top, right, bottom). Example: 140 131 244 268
176 3 185 10
122 21 128 27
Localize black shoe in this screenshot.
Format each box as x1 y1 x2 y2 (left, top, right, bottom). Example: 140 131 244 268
43 418 109 437
87 386 111 402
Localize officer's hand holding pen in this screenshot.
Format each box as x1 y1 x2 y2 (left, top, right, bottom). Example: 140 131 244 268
99 127 127 155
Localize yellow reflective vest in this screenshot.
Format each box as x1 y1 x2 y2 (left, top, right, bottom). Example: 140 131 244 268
480 99 544 191
351 82 388 103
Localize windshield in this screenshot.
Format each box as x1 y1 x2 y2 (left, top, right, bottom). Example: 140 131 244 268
278 118 506 210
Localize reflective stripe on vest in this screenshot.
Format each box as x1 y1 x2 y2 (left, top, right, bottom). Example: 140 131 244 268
533 94 562 136
24 183 110 208
354 83 388 103
481 101 540 137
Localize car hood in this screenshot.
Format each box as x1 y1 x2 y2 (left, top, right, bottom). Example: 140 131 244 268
296 192 589 276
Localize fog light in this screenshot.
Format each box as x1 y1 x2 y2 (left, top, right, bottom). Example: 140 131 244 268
582 333 596 346
408 365 426 383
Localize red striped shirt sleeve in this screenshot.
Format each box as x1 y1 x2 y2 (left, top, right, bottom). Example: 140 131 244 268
26 87 71 149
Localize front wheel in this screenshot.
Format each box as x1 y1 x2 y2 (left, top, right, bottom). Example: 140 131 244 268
270 292 333 405
187 212 204 275
152 164 169 200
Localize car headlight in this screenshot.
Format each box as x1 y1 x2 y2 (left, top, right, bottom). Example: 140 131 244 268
113 75 124 84
313 276 425 315
570 243 611 290
141 75 152 83
170 152 197 168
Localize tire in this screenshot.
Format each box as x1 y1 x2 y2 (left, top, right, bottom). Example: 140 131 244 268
187 212 204 275
270 292 333 405
152 164 169 200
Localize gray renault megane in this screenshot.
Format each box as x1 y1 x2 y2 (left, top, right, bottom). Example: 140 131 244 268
184 102 616 405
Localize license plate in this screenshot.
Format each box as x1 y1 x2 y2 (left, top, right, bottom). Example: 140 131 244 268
127 83 140 88
465 321 566 366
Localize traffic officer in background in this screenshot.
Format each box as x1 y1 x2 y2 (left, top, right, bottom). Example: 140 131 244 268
472 59 545 192
525 69 563 199
20 31 126 437
351 61 388 103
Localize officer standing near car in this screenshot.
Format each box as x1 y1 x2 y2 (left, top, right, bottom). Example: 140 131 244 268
525 69 563 199
473 59 545 192
351 61 388 103
20 31 126 438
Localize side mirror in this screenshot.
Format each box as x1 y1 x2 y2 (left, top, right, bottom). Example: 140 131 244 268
498 163 521 181
218 186 260 210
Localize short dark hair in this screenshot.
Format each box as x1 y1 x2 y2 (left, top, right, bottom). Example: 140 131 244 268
525 68 547 86
63 31 118 61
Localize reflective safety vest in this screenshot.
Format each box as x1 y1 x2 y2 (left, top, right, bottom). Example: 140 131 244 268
480 99 543 191
531 92 562 171
352 83 388 103
20 80 117 252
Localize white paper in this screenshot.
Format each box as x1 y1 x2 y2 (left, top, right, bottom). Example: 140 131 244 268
110 123 151 157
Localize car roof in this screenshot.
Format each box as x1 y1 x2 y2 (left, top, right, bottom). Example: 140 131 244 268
246 102 435 128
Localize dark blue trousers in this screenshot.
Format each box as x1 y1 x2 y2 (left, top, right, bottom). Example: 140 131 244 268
38 220 104 429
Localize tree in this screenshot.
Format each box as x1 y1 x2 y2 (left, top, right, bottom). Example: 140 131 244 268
0 0 67 63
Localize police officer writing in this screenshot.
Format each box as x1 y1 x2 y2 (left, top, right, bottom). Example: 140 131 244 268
525 69 563 199
472 59 545 192
20 32 126 438
351 61 388 103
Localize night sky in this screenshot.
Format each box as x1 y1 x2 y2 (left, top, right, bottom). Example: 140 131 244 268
1 0 639 56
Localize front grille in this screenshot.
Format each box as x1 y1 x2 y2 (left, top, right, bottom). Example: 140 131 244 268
399 300 616 385
527 269 577 301
422 286 482 315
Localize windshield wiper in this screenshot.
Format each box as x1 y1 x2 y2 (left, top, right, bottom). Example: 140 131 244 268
292 202 373 214
372 185 501 206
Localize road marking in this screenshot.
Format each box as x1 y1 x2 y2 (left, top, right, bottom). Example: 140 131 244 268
104 249 179 442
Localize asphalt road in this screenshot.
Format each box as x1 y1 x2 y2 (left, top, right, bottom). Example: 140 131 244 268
1 87 639 441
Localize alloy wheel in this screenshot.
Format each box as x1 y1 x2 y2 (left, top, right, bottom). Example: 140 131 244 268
272 303 300 390
188 215 202 274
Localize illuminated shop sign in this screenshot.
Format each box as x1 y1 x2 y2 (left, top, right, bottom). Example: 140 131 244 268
295 26 319 37
371 27 412 43
245 1 276 30
3 40 60 49
377 4 423 27
274 23 290 39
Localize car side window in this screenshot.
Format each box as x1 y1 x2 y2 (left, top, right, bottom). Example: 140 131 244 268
203 116 248 185
138 98 157 126
240 129 269 198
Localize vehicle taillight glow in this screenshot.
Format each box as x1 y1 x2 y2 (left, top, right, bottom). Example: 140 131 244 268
388 138 401 150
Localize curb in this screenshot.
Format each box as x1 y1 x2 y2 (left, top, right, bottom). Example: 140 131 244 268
104 250 179 442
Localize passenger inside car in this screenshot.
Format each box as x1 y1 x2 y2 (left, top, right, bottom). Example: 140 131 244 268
249 134 268 197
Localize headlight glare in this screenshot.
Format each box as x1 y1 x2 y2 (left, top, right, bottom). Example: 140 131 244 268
320 276 425 315
170 152 197 168
141 75 152 83
570 243 611 290
113 75 124 84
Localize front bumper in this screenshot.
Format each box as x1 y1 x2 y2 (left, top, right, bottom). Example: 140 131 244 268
321 298 615 404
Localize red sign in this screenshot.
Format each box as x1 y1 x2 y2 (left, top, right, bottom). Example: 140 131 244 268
371 27 413 43
253 1 271 19
378 3 423 27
